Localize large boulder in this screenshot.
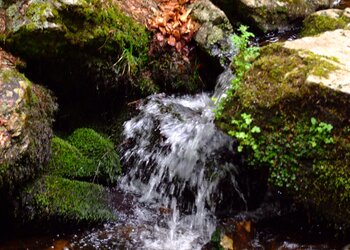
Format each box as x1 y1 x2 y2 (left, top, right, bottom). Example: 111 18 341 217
218 29 350 227
212 0 335 32
0 48 57 190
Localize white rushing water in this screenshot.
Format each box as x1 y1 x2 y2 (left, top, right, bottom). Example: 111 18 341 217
116 91 245 249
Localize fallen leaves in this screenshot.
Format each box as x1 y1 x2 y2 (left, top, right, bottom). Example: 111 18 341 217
148 0 198 53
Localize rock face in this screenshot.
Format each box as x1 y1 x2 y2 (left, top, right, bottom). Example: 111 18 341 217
219 29 350 226
212 0 335 32
0 48 57 190
190 0 234 66
284 29 350 93
301 7 350 36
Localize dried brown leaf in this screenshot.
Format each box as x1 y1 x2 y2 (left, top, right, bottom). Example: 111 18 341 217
180 9 192 22
172 29 181 40
168 35 176 46
156 32 164 42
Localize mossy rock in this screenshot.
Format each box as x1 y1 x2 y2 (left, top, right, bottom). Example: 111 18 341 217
66 128 121 184
301 8 350 37
0 61 57 190
4 0 149 61
218 37 350 227
18 175 115 223
2 0 152 93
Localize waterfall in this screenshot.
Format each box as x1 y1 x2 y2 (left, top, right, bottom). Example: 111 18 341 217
114 83 245 249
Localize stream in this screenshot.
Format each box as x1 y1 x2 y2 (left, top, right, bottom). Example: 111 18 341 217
1 70 349 250
1 1 350 249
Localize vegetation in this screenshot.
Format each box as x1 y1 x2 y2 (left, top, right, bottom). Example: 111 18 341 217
3 0 150 91
301 12 350 37
48 137 95 180
48 128 122 185
67 128 121 184
215 25 259 118
216 31 350 226
20 175 115 223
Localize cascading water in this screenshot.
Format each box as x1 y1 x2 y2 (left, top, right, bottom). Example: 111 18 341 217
116 92 246 249
68 68 246 249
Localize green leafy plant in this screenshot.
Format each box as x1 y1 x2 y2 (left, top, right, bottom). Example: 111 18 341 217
229 113 261 153
215 25 259 118
253 118 334 189
308 117 334 147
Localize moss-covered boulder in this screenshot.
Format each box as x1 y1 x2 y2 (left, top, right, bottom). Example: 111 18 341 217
49 129 121 184
1 0 150 93
0 48 57 190
218 30 350 227
301 8 350 37
17 175 115 223
212 0 333 32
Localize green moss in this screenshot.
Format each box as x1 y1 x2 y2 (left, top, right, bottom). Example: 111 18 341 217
3 0 149 78
301 13 350 37
67 128 121 184
309 155 350 224
48 137 95 180
237 44 339 110
22 175 115 223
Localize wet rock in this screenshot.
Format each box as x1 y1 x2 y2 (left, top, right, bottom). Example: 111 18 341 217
212 0 336 32
189 0 234 67
0 49 57 190
301 7 350 36
218 30 350 227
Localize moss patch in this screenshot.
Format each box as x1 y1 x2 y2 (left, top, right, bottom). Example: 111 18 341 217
5 0 149 61
66 128 121 184
20 175 115 223
301 13 350 37
235 44 339 110
48 137 95 180
48 129 121 185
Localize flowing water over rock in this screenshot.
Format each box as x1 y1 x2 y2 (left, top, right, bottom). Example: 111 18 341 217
117 92 245 249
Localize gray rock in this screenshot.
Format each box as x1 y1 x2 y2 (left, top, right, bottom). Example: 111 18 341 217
190 0 235 67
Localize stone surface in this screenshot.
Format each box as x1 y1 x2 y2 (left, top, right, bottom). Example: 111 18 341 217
284 29 350 93
190 0 234 66
212 0 335 32
0 49 57 190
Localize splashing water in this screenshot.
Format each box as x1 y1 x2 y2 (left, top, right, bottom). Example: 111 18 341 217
116 92 246 249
